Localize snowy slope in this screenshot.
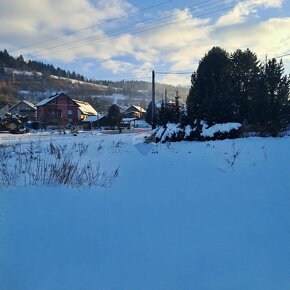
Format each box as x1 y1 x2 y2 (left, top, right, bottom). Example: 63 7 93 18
0 132 289 290
50 75 110 90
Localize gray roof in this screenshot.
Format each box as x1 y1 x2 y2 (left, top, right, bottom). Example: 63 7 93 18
126 105 146 113
36 94 59 107
9 100 36 111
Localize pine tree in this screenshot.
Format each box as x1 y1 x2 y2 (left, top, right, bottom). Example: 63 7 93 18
174 93 181 123
230 49 261 122
17 55 25 70
186 72 200 125
107 104 122 129
263 59 290 135
250 58 290 135
187 47 233 124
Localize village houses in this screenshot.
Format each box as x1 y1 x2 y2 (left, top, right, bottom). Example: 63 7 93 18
36 92 97 126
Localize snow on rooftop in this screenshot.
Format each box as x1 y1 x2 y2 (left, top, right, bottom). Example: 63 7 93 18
131 105 146 113
22 100 36 108
36 95 96 116
83 114 104 122
125 105 146 113
73 99 97 116
9 100 36 111
36 94 58 106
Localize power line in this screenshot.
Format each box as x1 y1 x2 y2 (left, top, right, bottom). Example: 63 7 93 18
22 0 224 56
274 53 290 58
10 0 177 54
97 76 152 80
86 70 194 80
27 0 244 57
155 71 193 74
86 74 152 80
7 0 255 83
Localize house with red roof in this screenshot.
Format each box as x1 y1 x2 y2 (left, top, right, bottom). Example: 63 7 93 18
36 93 80 125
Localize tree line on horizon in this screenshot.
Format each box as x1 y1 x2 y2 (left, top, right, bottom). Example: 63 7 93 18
147 47 290 137
0 49 86 81
0 49 187 101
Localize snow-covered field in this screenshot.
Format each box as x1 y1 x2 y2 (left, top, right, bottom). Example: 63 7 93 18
0 131 289 290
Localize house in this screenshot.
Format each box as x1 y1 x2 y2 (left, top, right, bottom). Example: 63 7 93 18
0 104 12 117
8 100 36 119
73 99 97 120
123 105 146 119
122 117 137 128
82 114 106 130
36 93 79 125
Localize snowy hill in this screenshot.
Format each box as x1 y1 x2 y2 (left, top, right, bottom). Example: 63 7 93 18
3 67 120 99
0 131 289 290
50 74 110 90
1 50 189 105
2 66 188 105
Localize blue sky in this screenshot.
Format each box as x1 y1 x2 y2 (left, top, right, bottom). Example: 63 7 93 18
1 0 290 85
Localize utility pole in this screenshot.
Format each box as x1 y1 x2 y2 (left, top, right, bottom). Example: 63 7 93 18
152 70 155 128
164 88 167 105
175 90 180 107
175 90 180 122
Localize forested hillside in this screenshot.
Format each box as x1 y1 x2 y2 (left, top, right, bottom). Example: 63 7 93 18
0 49 189 109
0 49 85 81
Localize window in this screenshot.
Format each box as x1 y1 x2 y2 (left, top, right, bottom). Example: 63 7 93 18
49 109 61 118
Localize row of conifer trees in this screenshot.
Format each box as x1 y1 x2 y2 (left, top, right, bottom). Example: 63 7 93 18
147 47 290 136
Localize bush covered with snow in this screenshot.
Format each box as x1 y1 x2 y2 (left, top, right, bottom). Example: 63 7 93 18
151 121 242 142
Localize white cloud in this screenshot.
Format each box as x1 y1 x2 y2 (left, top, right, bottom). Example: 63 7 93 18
216 0 283 27
0 0 134 52
214 17 290 57
101 59 134 74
